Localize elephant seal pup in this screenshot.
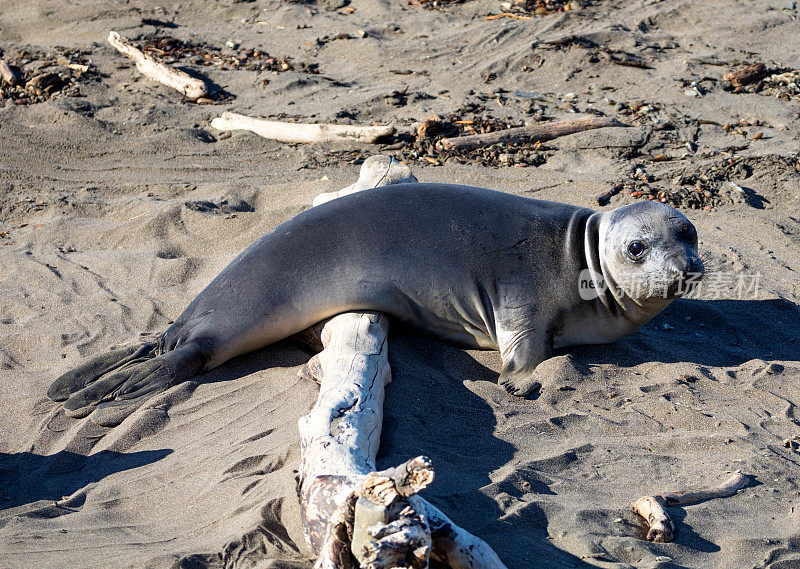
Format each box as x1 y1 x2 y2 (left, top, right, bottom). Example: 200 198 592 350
49 183 703 419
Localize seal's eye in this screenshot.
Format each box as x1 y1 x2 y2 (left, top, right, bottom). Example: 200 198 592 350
627 240 646 259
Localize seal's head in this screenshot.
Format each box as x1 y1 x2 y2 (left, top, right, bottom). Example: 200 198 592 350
597 201 704 307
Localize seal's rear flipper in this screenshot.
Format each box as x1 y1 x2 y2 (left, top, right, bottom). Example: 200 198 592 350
48 342 157 402
50 342 207 427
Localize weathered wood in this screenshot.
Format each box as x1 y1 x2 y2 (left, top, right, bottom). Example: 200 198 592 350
211 111 395 144
436 116 628 152
0 60 23 86
298 156 507 569
108 31 208 100
723 62 768 88
633 471 749 542
313 155 417 207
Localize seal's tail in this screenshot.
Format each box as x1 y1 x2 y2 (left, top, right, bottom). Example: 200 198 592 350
48 341 205 426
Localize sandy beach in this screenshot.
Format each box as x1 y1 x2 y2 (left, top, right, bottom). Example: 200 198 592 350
1 0 800 567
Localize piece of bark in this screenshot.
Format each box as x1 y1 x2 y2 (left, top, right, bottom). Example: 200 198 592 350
632 471 749 542
723 62 768 88
210 111 395 144
436 116 628 152
298 157 507 569
0 60 23 86
107 31 208 100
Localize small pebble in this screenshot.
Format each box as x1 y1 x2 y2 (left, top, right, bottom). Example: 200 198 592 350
217 131 232 140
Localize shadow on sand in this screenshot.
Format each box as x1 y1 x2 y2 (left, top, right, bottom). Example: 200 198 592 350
0 449 171 510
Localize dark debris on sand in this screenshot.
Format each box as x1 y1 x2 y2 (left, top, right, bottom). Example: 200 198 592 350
410 0 571 14
389 106 551 168
0 48 96 106
140 34 319 75
600 154 800 211
722 61 800 101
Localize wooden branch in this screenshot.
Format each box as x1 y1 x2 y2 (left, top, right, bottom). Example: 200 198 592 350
312 155 417 206
436 116 628 152
723 62 768 88
633 471 749 542
107 31 208 100
297 156 507 569
210 111 395 144
0 60 23 86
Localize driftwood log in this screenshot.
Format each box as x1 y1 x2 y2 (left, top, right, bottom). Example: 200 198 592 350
312 155 418 207
633 471 749 542
211 111 395 144
436 116 627 152
723 62 769 88
298 156 507 569
107 31 209 100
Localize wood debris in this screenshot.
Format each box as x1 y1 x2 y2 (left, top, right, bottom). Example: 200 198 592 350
210 111 395 144
299 157 507 569
484 13 534 20
108 31 209 100
0 60 22 86
436 116 627 152
0 48 94 105
723 62 769 88
633 471 749 542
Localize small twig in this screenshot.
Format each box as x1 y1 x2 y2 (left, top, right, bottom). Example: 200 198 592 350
129 211 151 221
108 31 209 100
436 116 628 152
210 111 395 144
596 182 624 206
633 471 749 542
484 13 534 20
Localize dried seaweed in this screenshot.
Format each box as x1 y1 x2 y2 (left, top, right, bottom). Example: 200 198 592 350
604 155 800 211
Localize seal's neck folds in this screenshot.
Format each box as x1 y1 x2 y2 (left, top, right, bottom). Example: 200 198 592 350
584 211 667 319
583 212 623 314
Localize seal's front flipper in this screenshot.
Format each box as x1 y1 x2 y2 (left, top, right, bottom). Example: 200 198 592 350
56 342 207 427
497 331 552 397
48 342 157 402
